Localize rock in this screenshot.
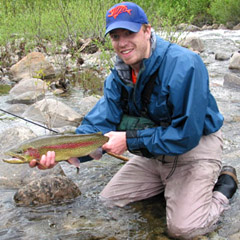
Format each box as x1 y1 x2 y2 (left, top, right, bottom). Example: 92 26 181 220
7 90 45 104
202 25 213 31
7 78 48 104
229 52 240 70
9 52 55 82
233 23 240 30
223 73 240 88
0 126 37 151
179 36 204 53
53 125 77 134
14 175 81 206
9 78 48 95
177 23 201 32
22 98 83 128
5 103 29 116
215 52 231 61
78 95 100 116
226 22 236 29
218 24 228 30
229 232 240 240
49 78 70 93
212 24 219 29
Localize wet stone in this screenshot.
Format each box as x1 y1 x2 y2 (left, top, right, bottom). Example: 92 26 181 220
14 175 81 206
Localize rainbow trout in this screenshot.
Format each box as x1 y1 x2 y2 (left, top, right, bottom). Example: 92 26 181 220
3 133 108 164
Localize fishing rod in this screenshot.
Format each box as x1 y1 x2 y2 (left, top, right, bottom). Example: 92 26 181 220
0 108 58 133
0 108 129 162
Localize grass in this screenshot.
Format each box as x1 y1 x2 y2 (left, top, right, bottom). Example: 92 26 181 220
0 0 185 46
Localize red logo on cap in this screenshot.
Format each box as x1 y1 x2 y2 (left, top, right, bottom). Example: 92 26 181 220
108 5 132 19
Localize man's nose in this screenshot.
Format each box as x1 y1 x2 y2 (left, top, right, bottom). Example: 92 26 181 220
118 36 127 47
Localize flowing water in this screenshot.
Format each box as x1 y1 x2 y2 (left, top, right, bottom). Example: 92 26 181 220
0 29 240 240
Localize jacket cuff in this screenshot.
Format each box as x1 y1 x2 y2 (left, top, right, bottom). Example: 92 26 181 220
126 130 137 138
126 130 144 151
78 155 93 163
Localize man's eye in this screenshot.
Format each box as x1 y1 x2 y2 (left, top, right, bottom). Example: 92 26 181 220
125 30 134 36
110 34 119 40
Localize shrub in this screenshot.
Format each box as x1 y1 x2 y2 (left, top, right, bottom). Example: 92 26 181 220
209 0 240 25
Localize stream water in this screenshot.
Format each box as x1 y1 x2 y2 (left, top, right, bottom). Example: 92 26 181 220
0 29 240 240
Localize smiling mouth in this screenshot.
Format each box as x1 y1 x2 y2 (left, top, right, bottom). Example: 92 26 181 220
121 49 133 55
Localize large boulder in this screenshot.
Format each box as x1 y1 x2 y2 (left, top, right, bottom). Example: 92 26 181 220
23 98 83 128
9 52 55 82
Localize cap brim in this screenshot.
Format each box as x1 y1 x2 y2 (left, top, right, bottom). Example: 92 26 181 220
105 21 142 36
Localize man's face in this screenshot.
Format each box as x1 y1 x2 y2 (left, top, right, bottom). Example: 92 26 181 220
109 26 151 71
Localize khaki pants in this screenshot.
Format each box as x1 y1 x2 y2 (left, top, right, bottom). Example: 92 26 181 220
100 130 229 239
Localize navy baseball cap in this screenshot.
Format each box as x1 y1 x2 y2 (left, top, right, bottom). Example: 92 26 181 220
105 2 148 36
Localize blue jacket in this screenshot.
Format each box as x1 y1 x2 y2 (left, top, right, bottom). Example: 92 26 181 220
76 34 223 157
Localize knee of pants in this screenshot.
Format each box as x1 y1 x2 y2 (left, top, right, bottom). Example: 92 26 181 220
167 218 196 239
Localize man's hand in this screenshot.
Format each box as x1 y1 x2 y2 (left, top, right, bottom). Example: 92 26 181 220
29 151 57 170
102 131 127 155
29 151 80 169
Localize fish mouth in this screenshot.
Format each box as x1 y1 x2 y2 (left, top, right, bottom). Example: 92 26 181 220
3 152 25 161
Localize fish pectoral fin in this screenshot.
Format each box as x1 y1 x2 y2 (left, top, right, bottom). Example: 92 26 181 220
67 157 80 168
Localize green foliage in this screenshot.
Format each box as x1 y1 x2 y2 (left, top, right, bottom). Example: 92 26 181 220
0 0 239 53
209 0 240 25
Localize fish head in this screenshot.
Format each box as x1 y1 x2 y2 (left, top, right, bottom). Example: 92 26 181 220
3 147 38 163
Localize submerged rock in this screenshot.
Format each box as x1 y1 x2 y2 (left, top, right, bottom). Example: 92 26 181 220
14 175 81 206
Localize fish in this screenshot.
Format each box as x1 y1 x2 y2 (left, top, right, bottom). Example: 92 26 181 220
3 132 109 164
108 5 132 19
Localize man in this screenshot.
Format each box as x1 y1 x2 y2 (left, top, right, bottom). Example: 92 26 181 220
30 2 238 239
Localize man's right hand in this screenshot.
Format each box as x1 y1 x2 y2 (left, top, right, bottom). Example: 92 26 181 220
29 151 81 170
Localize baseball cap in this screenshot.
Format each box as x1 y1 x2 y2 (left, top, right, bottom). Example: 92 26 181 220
105 2 148 36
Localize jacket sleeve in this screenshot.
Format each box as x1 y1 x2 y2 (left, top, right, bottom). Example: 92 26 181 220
76 73 123 135
126 50 219 156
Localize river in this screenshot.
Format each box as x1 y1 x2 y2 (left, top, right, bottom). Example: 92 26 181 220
0 29 239 240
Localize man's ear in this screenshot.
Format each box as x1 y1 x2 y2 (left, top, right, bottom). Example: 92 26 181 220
146 26 152 39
